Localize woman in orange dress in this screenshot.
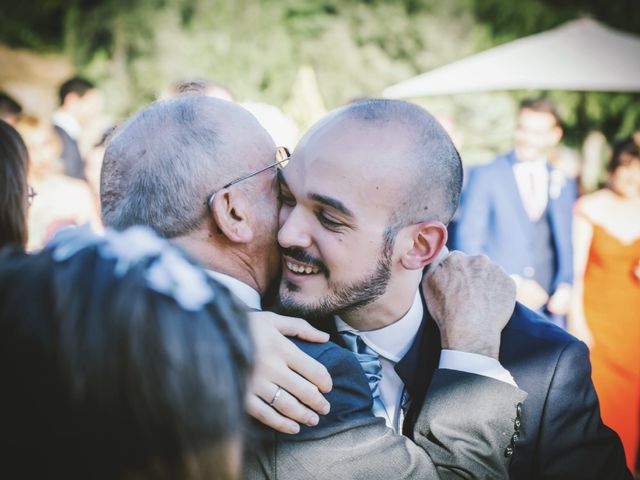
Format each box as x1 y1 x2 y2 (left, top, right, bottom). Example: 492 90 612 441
569 137 640 473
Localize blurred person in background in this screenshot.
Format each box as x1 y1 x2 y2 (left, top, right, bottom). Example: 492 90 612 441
16 115 100 250
0 226 253 480
161 78 235 101
0 120 30 249
569 137 640 473
53 76 103 181
454 97 577 327
242 102 299 151
0 92 23 127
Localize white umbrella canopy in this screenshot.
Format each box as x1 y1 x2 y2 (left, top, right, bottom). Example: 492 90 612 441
383 18 640 98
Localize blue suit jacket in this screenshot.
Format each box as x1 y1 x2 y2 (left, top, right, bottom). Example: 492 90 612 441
54 125 86 181
394 295 630 479
453 151 576 291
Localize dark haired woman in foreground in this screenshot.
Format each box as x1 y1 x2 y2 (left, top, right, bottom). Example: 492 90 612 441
0 119 30 248
0 226 253 480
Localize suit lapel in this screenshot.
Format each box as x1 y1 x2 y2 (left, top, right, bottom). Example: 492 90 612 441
545 163 561 235
312 315 339 342
395 291 442 437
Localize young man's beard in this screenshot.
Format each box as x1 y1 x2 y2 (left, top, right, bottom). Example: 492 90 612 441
278 243 393 323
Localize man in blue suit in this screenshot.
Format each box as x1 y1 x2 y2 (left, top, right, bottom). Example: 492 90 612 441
453 98 576 326
273 99 629 479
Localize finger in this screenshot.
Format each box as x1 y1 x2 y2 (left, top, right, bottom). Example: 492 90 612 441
246 394 300 435
270 358 331 413
423 246 451 279
281 337 333 394
252 378 321 427
270 387 321 427
273 315 330 343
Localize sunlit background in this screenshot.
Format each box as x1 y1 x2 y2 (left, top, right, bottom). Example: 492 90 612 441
2 0 639 172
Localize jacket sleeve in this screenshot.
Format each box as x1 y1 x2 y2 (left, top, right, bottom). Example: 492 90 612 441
453 167 491 255
552 177 577 287
413 369 527 479
534 340 630 479
245 341 527 480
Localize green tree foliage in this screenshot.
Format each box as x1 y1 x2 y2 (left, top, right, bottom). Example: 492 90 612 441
1 0 638 150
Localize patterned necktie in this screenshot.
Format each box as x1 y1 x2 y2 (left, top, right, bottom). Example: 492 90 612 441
338 330 389 422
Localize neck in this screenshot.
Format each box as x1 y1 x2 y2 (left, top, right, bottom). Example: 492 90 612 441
609 187 640 203
171 229 266 296
340 269 422 331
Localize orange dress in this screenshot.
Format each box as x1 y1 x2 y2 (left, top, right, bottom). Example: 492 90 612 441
582 221 640 471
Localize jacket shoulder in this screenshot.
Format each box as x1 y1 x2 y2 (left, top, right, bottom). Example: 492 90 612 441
288 339 374 435
504 303 577 347
467 153 512 179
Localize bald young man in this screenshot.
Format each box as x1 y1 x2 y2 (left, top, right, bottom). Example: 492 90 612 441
270 99 629 480
100 96 526 479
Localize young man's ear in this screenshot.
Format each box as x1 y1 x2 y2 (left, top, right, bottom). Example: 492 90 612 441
209 188 254 243
400 221 448 270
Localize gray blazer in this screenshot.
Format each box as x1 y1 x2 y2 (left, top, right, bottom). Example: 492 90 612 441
245 340 526 480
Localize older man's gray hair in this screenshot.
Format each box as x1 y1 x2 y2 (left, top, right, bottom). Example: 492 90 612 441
101 96 245 238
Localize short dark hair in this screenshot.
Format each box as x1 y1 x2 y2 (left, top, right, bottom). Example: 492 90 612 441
608 136 640 173
0 227 253 479
0 120 29 248
59 76 96 105
341 99 463 230
519 97 560 126
167 79 235 100
0 92 22 118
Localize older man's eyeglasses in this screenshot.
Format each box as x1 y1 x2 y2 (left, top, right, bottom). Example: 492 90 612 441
206 146 290 211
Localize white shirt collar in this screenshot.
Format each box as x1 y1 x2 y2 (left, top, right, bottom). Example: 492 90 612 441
513 157 547 172
206 270 262 311
52 111 82 139
335 291 423 363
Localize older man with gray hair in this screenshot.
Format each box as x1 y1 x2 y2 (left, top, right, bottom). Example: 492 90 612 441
100 95 525 479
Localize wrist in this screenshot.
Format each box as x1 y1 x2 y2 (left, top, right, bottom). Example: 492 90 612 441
442 332 501 360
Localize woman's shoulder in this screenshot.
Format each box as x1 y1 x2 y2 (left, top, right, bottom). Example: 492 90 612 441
575 189 613 223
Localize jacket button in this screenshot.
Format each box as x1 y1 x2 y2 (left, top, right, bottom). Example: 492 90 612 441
512 433 519 444
516 402 523 417
514 418 521 431
505 446 514 457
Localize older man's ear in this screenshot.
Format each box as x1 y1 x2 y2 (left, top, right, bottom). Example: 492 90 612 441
210 188 254 243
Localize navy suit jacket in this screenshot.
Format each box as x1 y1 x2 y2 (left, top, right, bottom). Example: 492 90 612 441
453 151 576 292
54 125 86 181
390 294 630 479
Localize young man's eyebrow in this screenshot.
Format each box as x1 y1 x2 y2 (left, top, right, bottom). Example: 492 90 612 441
277 171 354 218
308 193 354 218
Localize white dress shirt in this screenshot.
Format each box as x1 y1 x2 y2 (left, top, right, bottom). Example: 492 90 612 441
52 111 82 140
206 270 516 432
335 291 516 432
513 158 549 221
206 270 261 311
